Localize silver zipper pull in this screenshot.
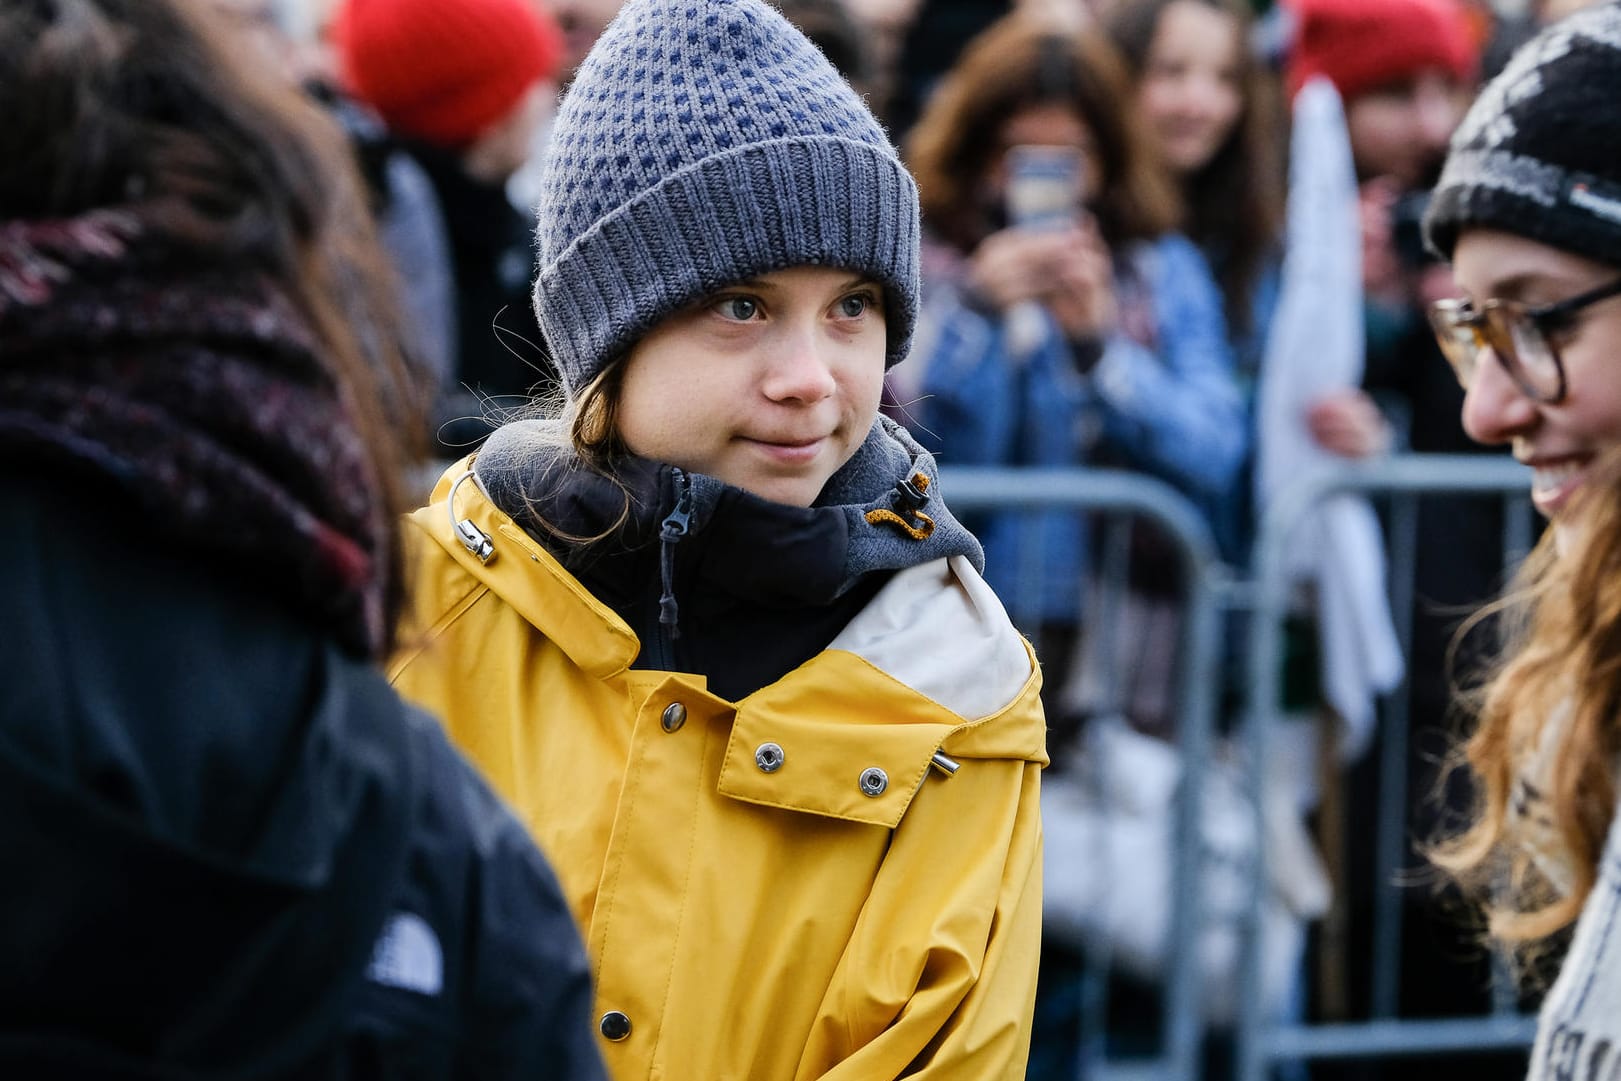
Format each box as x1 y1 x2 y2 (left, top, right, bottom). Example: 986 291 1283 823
455 518 495 563
448 472 495 563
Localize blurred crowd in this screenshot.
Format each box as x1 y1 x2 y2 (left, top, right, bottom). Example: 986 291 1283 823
245 0 1591 1073
5 0 1613 1076
208 0 1537 464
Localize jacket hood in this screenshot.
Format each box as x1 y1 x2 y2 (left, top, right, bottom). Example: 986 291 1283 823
465 415 987 701
472 413 984 594
410 446 1044 771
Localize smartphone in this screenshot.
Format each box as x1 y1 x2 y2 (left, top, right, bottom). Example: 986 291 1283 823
1005 145 1084 231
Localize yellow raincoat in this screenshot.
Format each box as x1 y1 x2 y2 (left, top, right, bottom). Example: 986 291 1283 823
390 462 1047 1080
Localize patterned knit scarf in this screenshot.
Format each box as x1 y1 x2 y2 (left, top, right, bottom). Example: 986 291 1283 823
0 209 388 656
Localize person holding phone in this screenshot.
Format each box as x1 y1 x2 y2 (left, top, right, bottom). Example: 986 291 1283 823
895 11 1246 743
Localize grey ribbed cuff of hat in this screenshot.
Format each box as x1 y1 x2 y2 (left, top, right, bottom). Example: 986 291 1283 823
533 135 921 393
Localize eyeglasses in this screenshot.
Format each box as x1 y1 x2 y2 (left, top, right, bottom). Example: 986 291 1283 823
1428 277 1621 404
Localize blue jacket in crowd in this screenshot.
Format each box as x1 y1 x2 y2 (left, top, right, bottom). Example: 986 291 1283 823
903 232 1247 623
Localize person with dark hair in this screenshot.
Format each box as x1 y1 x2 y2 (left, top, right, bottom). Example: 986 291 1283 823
1104 6 1468 1066
210 0 461 442
388 0 1048 1075
1284 0 1480 450
1268 4 1518 1059
894 11 1246 740
1288 0 1478 192
884 0 1010 140
0 1 605 1076
1106 0 1392 568
335 0 566 452
1107 0 1283 356
1425 6 1621 1077
1282 0 1483 463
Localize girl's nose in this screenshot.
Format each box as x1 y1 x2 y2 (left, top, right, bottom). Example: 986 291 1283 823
1460 344 1539 446
762 328 837 403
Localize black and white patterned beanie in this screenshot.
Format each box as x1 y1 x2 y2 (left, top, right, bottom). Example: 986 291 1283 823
531 0 921 393
1424 2 1621 266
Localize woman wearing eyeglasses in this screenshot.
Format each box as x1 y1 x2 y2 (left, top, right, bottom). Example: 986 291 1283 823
1422 7 1621 1078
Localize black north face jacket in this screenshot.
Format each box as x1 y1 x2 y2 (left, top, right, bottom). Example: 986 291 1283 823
0 474 606 1081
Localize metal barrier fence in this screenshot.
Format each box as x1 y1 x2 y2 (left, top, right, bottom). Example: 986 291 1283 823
1236 453 1535 1081
945 466 1228 1081
944 454 1537 1080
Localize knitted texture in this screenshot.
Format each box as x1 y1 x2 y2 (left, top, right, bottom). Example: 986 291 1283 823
1424 3 1621 266
1285 0 1477 101
335 0 562 149
531 0 920 392
0 211 390 657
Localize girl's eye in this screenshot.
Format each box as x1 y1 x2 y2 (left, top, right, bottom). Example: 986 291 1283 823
717 296 759 321
837 292 876 319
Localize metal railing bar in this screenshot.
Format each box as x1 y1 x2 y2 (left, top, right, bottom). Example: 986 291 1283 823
944 465 1222 1081
939 457 1537 1079
1371 490 1421 1019
1263 1016 1537 1060
1239 454 1530 1081
941 466 1223 569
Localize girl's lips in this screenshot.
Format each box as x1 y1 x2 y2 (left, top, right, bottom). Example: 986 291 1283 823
743 436 825 464
1529 456 1592 517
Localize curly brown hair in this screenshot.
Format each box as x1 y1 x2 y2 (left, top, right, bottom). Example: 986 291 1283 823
904 12 1181 254
1434 449 1621 964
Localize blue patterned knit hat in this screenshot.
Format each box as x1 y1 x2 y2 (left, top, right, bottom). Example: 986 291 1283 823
531 0 920 392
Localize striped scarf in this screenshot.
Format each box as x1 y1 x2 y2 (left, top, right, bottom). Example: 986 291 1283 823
0 209 388 656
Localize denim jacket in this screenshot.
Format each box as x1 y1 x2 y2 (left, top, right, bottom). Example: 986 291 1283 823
896 232 1246 623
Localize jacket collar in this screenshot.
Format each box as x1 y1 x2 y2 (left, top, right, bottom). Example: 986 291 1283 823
634 638 1044 829
418 460 641 678
476 449 855 614
470 414 985 625
415 455 1040 732
412 463 1045 825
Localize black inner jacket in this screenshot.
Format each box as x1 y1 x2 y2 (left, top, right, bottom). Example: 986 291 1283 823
499 456 887 702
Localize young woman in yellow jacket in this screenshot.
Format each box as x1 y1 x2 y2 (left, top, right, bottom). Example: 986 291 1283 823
386 0 1048 1076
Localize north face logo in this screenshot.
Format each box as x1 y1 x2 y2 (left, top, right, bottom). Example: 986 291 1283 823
366 912 443 996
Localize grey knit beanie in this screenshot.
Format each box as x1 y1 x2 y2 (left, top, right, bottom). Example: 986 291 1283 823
1423 2 1621 266
531 0 920 393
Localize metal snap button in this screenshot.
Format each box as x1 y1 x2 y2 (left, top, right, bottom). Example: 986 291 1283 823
859 767 888 797
661 702 687 733
599 1010 632 1041
755 742 785 773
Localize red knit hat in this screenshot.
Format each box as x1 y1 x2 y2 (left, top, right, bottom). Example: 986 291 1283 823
334 0 563 148
1285 0 1478 102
